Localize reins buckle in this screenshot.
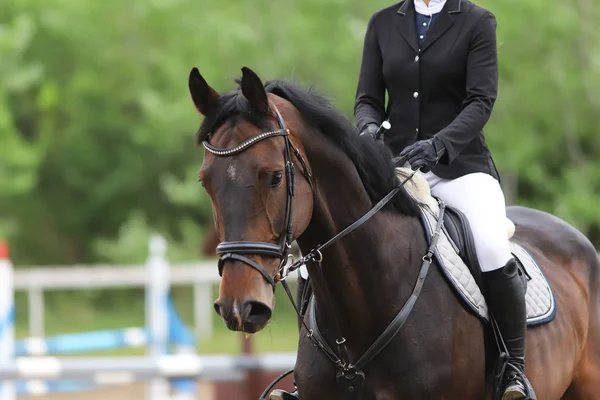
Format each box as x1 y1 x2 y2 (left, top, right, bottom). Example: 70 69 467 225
312 249 324 264
279 253 295 280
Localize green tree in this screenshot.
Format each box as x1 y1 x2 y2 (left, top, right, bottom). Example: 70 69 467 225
0 0 599 268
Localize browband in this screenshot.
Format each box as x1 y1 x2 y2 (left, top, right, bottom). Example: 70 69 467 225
203 129 289 157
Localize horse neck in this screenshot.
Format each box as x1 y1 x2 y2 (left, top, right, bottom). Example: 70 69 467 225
295 131 427 345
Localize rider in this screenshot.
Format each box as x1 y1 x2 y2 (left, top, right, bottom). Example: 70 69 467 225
272 0 536 399
355 0 536 399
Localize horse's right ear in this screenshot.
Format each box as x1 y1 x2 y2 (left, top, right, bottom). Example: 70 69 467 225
188 67 220 116
240 66 269 114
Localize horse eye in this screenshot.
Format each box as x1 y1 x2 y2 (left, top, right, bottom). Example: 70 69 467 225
271 172 283 188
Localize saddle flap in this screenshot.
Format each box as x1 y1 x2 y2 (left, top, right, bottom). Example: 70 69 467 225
418 200 557 327
396 167 558 327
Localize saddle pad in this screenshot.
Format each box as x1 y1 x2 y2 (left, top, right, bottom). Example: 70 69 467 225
419 202 557 327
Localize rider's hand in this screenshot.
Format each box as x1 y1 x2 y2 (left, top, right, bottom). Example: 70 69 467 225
399 137 446 172
359 123 379 140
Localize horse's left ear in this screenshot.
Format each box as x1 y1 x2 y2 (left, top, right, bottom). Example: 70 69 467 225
188 67 220 116
240 67 269 114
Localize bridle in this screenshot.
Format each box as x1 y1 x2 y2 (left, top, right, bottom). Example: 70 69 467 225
204 101 447 400
202 102 313 292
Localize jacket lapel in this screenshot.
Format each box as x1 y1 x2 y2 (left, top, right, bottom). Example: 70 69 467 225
396 0 419 53
420 0 462 52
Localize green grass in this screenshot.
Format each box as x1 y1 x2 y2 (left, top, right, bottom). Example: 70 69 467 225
13 284 300 356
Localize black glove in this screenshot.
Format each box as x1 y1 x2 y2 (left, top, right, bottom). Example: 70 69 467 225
399 137 446 172
359 123 379 139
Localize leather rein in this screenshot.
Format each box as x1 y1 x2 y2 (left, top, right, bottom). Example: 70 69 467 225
203 102 446 399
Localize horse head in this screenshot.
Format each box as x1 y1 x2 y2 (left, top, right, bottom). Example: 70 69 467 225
189 66 314 333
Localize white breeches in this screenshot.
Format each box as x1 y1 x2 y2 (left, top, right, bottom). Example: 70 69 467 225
298 171 512 279
423 171 512 272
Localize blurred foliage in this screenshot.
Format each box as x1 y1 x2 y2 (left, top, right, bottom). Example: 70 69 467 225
1 0 600 268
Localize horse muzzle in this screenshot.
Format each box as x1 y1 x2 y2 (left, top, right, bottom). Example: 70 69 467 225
214 297 273 333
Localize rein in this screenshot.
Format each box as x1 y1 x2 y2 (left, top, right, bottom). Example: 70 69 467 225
203 102 445 399
281 173 417 278
273 197 446 400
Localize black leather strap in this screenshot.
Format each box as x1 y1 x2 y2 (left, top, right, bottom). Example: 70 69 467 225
308 296 346 365
305 201 447 374
289 141 314 191
285 170 419 276
318 184 403 253
218 253 277 291
354 201 446 369
216 242 283 258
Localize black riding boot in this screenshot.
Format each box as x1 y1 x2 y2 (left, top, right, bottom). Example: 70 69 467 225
270 275 310 400
483 258 537 400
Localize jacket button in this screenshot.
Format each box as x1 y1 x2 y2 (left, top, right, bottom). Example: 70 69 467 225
413 92 419 98
415 55 419 62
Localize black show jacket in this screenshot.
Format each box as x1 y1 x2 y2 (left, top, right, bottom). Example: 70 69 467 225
354 0 500 180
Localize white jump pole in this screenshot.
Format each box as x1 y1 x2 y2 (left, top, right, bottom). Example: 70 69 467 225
0 241 15 400
145 235 170 400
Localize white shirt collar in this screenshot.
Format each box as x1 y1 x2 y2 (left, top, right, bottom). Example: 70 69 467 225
414 0 447 16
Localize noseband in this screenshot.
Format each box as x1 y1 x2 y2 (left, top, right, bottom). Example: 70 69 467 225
202 103 313 291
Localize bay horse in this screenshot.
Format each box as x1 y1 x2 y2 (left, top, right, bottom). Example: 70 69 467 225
189 65 600 399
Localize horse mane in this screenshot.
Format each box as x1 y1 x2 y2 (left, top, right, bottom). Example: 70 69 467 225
197 79 420 217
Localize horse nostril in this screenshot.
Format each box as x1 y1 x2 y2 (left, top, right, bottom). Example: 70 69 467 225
243 301 272 324
214 300 224 317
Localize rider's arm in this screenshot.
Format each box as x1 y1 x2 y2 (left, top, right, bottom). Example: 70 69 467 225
354 14 386 134
435 11 499 165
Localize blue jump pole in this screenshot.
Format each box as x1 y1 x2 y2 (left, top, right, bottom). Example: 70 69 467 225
15 327 149 356
167 296 197 399
3 236 198 399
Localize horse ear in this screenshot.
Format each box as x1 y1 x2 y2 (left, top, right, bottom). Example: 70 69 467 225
240 66 269 114
188 67 220 116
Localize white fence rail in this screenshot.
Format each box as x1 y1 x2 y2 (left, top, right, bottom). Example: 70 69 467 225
13 260 298 339
0 353 297 380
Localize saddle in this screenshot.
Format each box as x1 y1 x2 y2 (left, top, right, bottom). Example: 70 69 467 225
395 168 557 327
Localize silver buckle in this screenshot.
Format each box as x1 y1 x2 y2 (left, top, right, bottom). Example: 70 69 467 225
279 254 295 280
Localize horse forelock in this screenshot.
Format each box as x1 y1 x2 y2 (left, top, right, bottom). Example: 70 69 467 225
196 86 273 146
